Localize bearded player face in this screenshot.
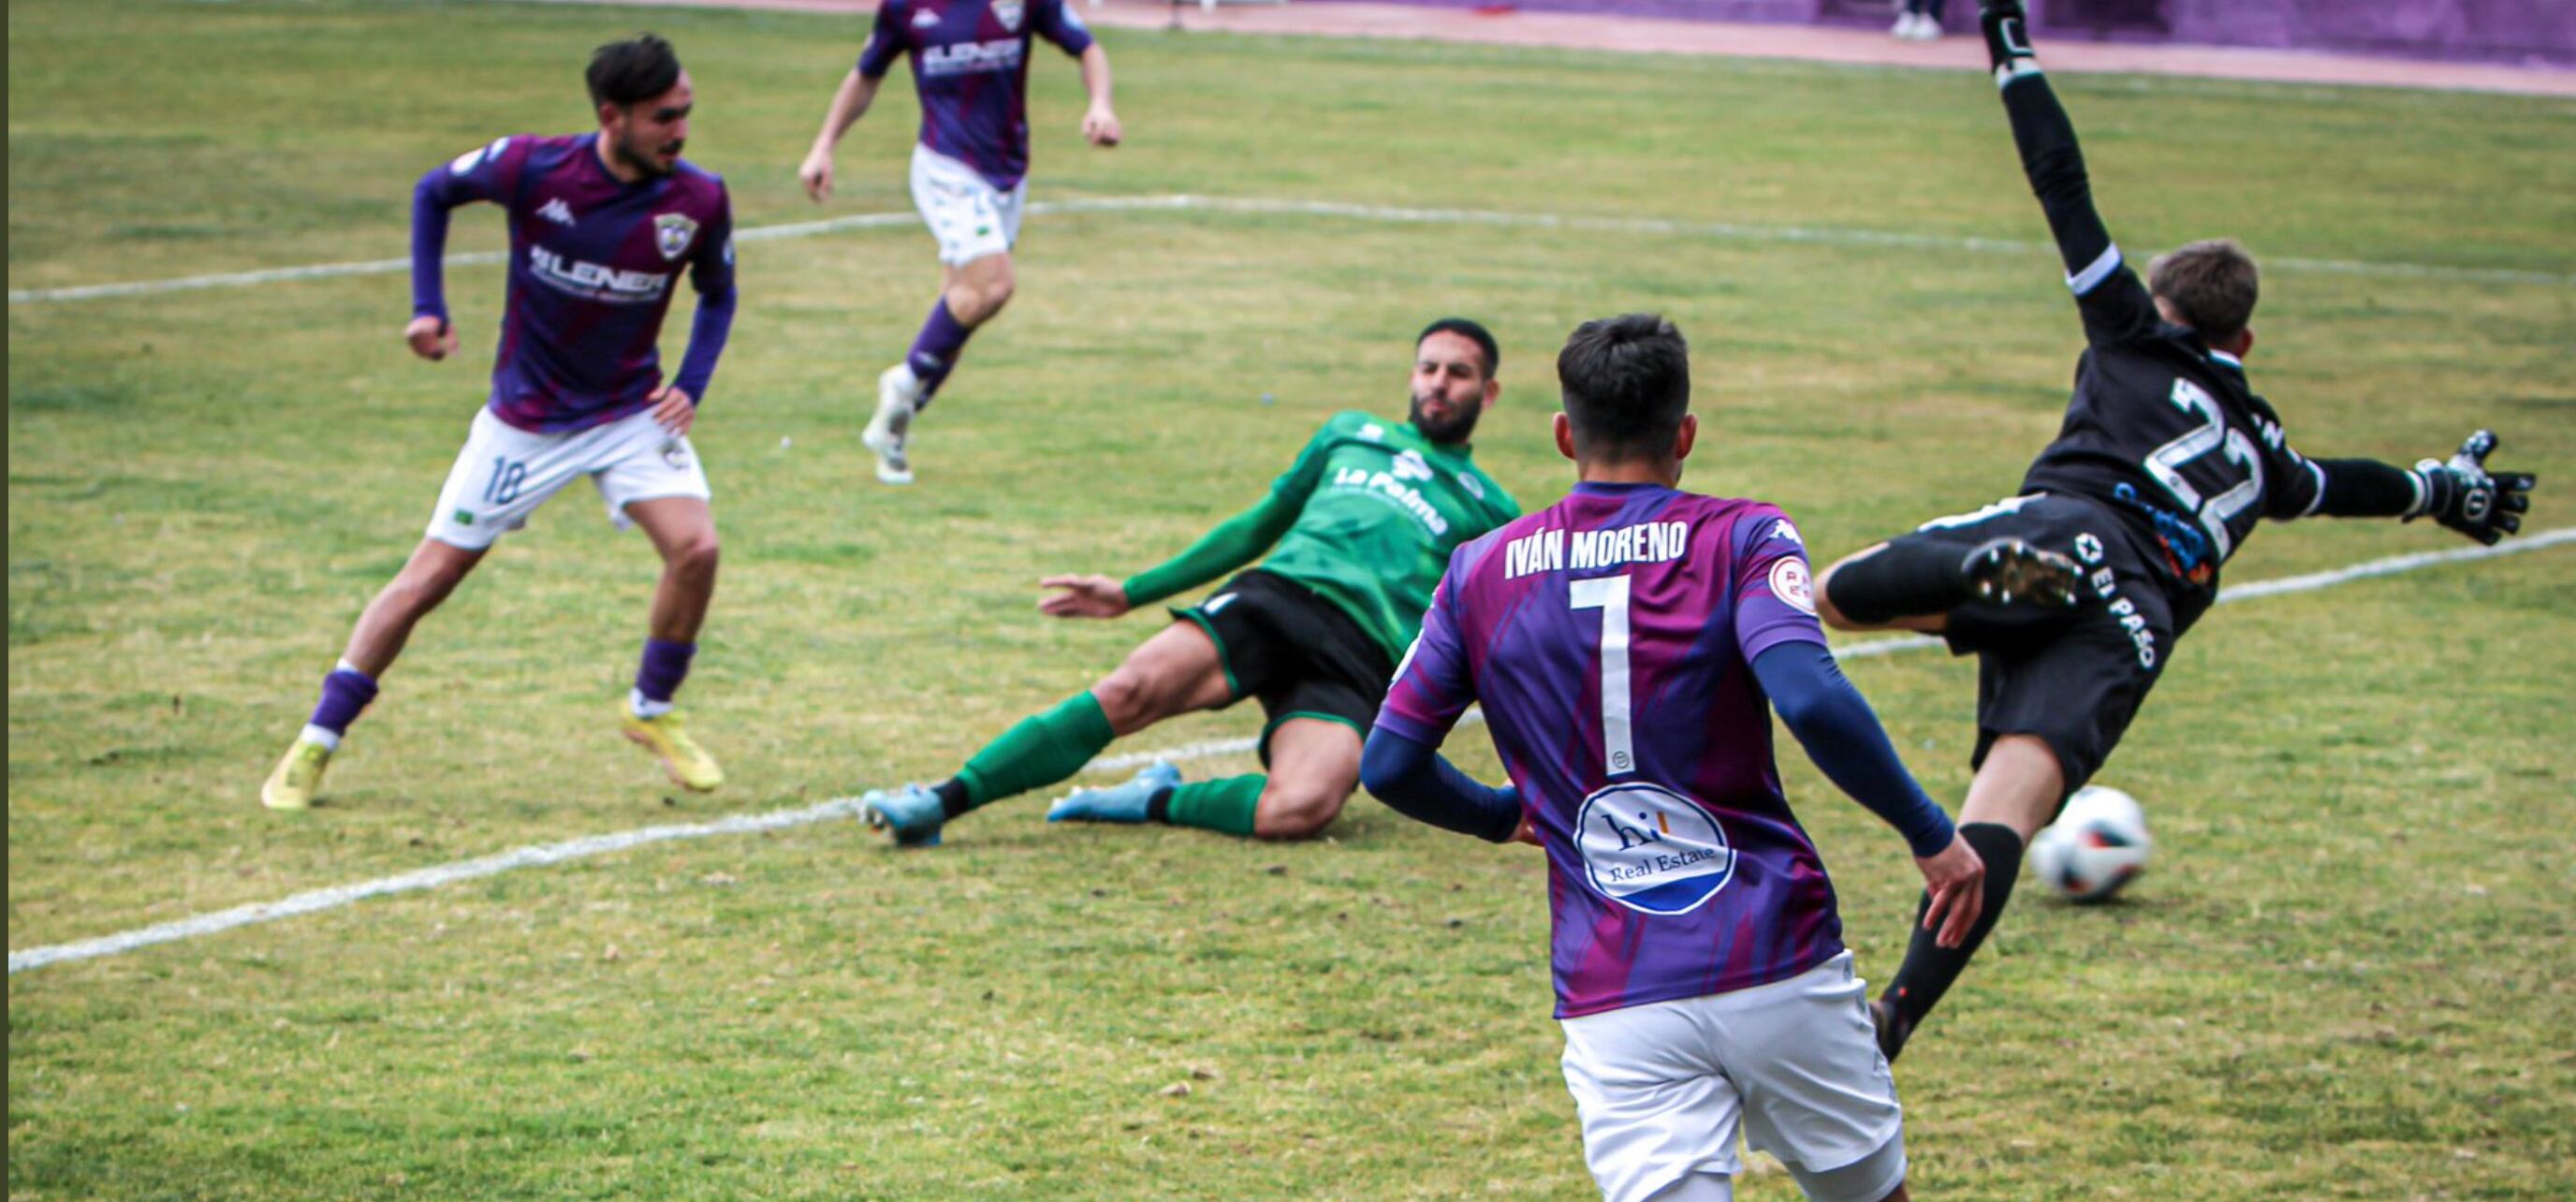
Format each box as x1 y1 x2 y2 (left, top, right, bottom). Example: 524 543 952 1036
603 70 694 180
1410 330 1500 446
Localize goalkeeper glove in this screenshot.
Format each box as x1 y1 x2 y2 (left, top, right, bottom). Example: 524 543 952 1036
1981 1 2037 74
2409 430 2535 546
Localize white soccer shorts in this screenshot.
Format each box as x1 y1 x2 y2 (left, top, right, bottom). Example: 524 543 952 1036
425 405 711 550
1559 952 1908 1202
909 144 1026 267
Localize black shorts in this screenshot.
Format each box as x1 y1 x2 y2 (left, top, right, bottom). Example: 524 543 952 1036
1172 570 1393 766
1882 493 2181 797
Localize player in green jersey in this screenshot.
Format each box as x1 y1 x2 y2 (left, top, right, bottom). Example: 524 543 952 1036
859 319 1523 847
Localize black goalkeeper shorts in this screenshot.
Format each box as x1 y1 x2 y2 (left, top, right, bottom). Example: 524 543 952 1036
1881 492 2181 797
1173 569 1394 766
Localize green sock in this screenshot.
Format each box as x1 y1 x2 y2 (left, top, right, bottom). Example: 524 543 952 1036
955 692 1116 809
1160 774 1265 836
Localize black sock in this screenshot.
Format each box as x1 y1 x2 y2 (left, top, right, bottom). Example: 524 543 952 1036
933 778 973 819
1881 822 2026 1043
1822 540 1976 625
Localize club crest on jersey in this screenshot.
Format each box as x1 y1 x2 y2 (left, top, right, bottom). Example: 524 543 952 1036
1576 783 1737 916
654 213 700 261
993 0 1023 30
1768 557 1816 615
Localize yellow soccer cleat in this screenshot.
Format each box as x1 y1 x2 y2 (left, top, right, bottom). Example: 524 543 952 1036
261 738 333 811
622 707 724 792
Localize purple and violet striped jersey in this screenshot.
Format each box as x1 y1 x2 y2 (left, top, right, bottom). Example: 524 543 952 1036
858 0 1095 190
1375 482 1843 1019
412 134 736 434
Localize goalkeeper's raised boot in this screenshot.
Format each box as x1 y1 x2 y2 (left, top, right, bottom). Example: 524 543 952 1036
862 784 946 848
1048 760 1182 825
260 737 334 812
622 707 725 793
1962 538 2084 608
863 365 920 486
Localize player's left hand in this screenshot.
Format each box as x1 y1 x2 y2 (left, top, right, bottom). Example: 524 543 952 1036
2411 429 2534 546
1081 105 1121 147
1916 832 1987 949
649 386 697 436
1039 574 1131 619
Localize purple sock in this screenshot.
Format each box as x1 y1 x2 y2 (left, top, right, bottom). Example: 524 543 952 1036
903 297 976 408
308 667 379 736
636 638 696 704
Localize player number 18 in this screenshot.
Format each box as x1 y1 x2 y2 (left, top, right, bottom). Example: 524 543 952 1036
1570 574 1634 776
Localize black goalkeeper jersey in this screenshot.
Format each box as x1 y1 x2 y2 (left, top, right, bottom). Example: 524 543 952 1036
2018 255 2324 602
1992 63 2325 616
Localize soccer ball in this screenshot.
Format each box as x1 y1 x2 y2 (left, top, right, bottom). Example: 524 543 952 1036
2028 785 2151 903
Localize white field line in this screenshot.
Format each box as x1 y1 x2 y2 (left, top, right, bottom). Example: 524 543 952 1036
12 193 2573 305
10 527 2569 975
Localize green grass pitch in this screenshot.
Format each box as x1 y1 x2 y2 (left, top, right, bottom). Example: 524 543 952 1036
8 0 2575 1195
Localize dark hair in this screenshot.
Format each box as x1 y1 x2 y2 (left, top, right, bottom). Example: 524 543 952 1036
1417 316 1500 380
2149 239 2259 344
1557 314 1690 461
588 34 682 109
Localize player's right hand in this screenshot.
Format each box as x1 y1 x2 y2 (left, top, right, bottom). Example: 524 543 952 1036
1915 832 1987 949
1038 575 1132 619
405 315 458 362
798 148 835 203
2411 430 2535 546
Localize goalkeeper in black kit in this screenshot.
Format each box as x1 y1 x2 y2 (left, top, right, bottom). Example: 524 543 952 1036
1810 0 2538 1062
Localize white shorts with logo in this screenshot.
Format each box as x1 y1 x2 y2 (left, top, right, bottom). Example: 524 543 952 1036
425 405 710 550
910 144 1026 267
1559 952 1906 1202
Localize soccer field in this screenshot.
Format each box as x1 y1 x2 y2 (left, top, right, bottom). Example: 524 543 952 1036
8 0 2575 1195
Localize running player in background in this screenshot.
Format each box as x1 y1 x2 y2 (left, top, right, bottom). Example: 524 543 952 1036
261 34 739 810
1815 0 2538 1063
797 0 1120 485
1365 314 1983 1202
857 320 1519 847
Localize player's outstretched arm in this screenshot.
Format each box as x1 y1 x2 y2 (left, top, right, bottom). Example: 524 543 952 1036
799 67 885 202
1981 2 2154 334
1752 643 1984 946
1107 491 1302 615
1358 727 1523 843
2293 432 2535 545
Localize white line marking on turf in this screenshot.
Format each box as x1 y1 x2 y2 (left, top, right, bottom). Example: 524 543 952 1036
12 194 2571 304
10 528 2568 975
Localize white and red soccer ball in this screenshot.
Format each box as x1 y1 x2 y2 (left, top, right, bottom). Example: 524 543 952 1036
2029 785 2152 903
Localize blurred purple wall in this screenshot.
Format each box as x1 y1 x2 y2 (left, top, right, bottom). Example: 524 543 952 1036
1339 0 2576 66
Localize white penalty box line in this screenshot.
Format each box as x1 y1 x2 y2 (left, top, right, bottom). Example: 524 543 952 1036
10 193 2574 305
9 527 2570 975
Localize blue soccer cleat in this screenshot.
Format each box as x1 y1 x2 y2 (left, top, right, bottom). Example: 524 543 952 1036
1048 760 1183 824
861 784 945 848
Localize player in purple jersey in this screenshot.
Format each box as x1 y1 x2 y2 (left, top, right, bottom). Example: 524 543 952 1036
1814 0 2539 1065
261 35 740 811
797 0 1120 485
1365 315 1986 1202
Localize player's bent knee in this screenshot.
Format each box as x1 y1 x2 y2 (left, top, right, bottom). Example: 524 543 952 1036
1253 784 1347 839
668 535 720 581
1089 667 1163 731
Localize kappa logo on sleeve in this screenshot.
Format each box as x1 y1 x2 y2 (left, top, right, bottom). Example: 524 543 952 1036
1768 519 1804 546
912 7 942 26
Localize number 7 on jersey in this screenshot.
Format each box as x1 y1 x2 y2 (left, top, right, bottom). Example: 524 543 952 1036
1570 575 1634 777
